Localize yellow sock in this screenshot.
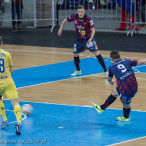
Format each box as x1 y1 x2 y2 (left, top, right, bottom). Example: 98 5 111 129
14 104 22 125
0 100 7 122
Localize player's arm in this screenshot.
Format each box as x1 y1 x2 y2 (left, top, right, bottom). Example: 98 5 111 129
57 18 68 37
9 66 13 74
8 52 13 73
87 27 95 45
90 27 95 40
87 18 95 45
108 69 114 85
137 59 146 65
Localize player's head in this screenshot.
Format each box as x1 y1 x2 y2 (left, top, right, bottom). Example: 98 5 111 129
77 5 85 18
110 51 120 62
0 36 3 46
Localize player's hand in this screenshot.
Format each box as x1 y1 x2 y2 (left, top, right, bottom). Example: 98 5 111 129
58 29 62 37
86 39 92 45
109 80 115 85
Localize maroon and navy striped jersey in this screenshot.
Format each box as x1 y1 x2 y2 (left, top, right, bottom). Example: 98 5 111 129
108 59 138 95
67 13 94 40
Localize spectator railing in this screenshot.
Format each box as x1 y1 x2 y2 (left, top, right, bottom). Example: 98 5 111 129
0 0 145 35
52 0 146 35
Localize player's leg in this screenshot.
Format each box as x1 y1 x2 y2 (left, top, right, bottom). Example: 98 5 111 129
0 95 9 128
116 95 131 121
5 81 22 135
93 50 108 78
10 99 22 135
92 87 118 114
71 40 85 76
87 39 108 78
116 103 131 121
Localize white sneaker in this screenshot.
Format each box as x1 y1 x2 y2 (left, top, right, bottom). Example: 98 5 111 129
71 70 81 76
104 71 108 78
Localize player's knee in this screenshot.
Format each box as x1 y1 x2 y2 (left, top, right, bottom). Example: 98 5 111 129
123 103 130 109
93 50 100 56
10 99 19 107
74 53 79 57
112 88 118 96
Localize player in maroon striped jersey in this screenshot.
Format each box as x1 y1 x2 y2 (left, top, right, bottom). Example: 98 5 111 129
92 51 146 121
58 5 108 78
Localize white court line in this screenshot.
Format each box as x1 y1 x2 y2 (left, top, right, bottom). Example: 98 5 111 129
4 110 27 124
16 72 105 89
5 48 146 59
106 136 146 146
4 99 146 112
17 72 146 90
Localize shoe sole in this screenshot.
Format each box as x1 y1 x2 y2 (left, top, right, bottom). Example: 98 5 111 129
116 119 130 122
71 74 81 76
1 124 9 128
15 125 21 135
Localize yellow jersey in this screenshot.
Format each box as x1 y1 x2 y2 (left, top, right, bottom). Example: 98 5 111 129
0 48 13 85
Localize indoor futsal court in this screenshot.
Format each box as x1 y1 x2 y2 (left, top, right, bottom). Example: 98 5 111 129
0 28 146 146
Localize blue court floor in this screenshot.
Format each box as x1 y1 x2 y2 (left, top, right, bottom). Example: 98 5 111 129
0 58 146 146
0 100 146 146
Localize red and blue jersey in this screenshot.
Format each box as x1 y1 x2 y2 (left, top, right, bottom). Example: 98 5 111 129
108 59 138 95
67 13 94 40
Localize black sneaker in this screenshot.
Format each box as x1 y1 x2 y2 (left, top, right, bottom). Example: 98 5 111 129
17 25 23 31
15 122 21 135
13 25 17 32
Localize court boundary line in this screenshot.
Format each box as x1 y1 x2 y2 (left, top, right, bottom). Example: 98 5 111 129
16 72 146 89
4 110 27 124
3 99 146 112
5 48 146 59
16 73 105 89
107 136 146 146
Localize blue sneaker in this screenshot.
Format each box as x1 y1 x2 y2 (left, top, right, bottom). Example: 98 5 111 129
1 120 9 128
15 122 21 135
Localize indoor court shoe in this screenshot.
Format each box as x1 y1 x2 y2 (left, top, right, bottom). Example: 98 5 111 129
116 116 130 122
17 25 23 31
92 102 104 114
15 122 21 135
13 25 17 32
104 71 108 78
1 120 9 128
71 70 81 76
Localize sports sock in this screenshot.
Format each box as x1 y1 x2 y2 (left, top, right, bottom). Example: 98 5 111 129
123 108 131 118
14 104 22 125
0 100 8 122
96 54 107 72
74 56 80 71
100 94 117 110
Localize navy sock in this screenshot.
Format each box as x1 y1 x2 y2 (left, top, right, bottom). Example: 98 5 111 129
123 108 131 118
101 94 117 110
74 56 80 71
96 54 107 72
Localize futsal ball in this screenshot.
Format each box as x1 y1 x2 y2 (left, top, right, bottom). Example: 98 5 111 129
22 104 33 115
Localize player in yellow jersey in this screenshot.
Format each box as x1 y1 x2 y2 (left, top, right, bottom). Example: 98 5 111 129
0 36 22 135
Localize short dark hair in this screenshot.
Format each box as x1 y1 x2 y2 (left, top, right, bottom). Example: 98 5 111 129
110 51 120 60
0 36 2 44
77 5 85 10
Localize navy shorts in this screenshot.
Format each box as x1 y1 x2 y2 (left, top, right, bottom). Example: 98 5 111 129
116 87 138 104
73 38 98 53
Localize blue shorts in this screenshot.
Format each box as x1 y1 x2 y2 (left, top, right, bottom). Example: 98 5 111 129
73 38 98 53
117 87 138 104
